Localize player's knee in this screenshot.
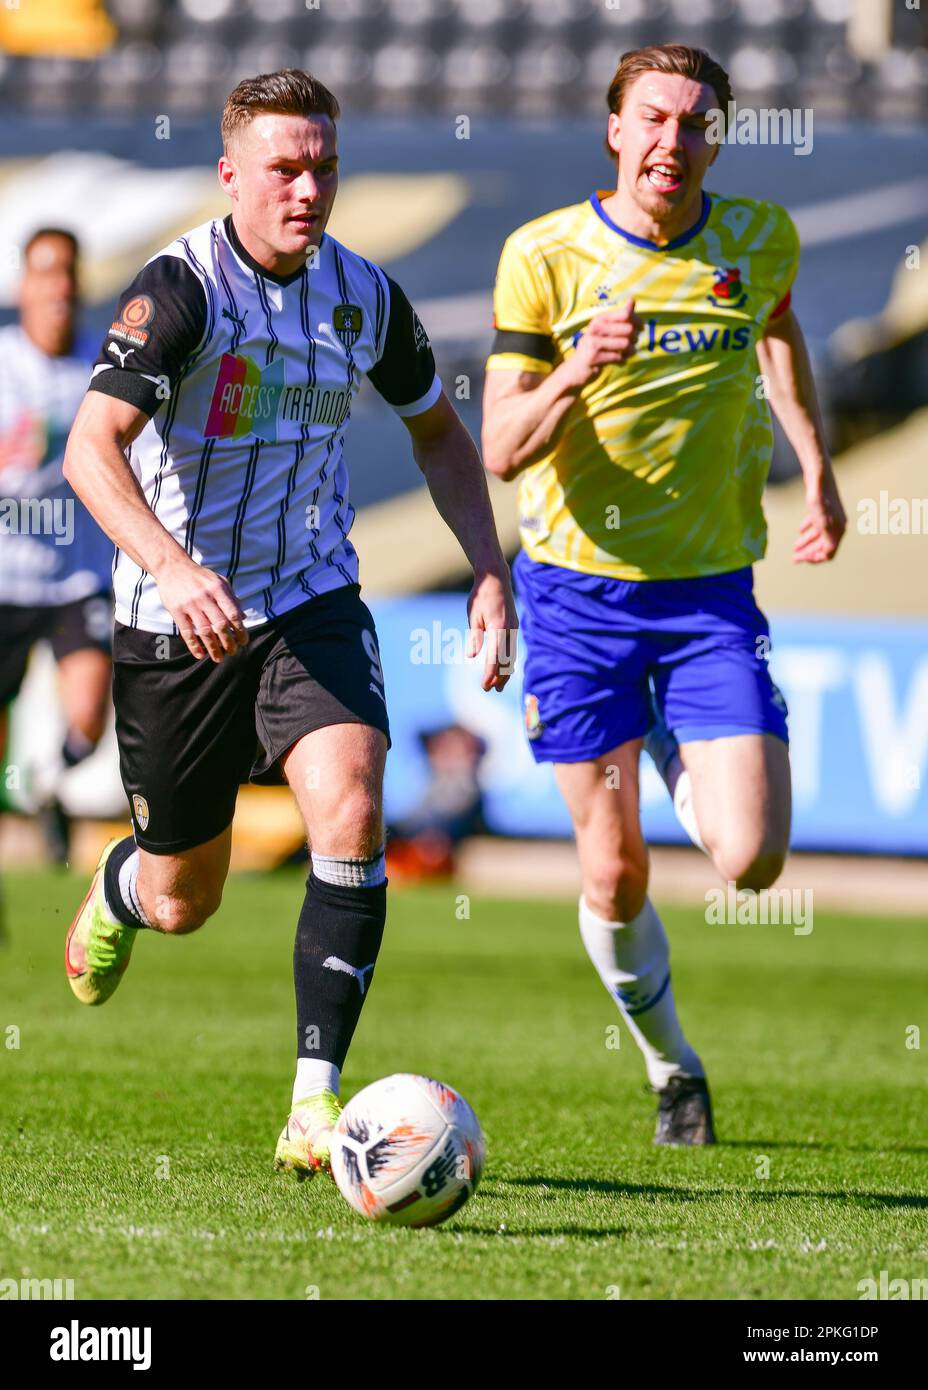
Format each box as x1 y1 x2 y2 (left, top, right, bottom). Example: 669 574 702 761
586 855 649 923
316 788 382 858
716 844 786 891
148 888 222 935
740 849 786 891
69 708 105 747
63 700 106 756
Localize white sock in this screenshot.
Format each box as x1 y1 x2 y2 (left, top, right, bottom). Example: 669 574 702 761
99 879 121 926
292 1059 340 1107
672 768 708 855
99 846 149 927
311 846 386 888
578 894 703 1090
118 849 150 926
646 725 708 856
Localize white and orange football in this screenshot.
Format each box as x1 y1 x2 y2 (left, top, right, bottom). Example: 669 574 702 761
329 1073 485 1227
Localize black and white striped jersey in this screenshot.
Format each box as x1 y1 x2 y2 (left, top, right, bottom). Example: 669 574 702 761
0 325 113 607
89 214 441 634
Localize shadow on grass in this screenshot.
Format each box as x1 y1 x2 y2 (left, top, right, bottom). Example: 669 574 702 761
454 1224 629 1238
492 1176 928 1210
724 1140 928 1156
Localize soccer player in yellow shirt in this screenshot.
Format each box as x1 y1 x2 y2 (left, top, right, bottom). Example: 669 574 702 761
482 43 846 1144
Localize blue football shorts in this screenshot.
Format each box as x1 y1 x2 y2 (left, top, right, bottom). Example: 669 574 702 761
513 549 789 764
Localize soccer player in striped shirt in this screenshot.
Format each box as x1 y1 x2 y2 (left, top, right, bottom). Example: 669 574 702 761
62 69 517 1177
482 44 845 1144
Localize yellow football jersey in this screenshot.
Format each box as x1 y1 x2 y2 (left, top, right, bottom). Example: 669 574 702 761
486 190 799 580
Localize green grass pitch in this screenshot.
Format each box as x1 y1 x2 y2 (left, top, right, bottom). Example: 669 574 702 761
1 868 926 1300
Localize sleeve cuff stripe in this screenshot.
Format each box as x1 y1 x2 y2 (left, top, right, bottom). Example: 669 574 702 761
391 374 442 418
769 289 792 320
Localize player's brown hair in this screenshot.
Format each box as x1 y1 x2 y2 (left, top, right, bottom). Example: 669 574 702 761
605 44 733 160
221 69 340 153
24 227 79 260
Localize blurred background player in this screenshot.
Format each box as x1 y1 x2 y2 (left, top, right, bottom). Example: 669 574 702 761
482 44 845 1145
0 228 113 867
386 722 488 882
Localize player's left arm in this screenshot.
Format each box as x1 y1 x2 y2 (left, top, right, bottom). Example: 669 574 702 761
757 306 846 564
367 276 517 693
404 393 518 693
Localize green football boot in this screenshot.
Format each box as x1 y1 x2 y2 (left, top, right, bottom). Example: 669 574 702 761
274 1089 342 1180
65 838 140 1005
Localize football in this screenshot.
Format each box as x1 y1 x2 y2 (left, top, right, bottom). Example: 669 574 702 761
329 1073 485 1227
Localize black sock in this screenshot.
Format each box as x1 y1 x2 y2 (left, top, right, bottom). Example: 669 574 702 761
294 872 387 1072
61 728 96 769
102 835 146 929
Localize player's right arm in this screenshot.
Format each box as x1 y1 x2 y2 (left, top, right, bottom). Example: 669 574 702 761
482 230 639 481
63 255 247 663
63 394 246 663
482 305 639 481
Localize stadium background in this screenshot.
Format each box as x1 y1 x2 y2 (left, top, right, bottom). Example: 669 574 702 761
1 0 926 872
3 0 928 1310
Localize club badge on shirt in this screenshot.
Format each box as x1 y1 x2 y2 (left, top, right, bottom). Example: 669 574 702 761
333 303 363 351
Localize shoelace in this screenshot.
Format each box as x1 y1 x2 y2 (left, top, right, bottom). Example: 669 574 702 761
86 923 124 972
292 1092 341 1137
85 894 133 972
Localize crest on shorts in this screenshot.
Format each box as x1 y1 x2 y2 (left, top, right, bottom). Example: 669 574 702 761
333 303 363 351
524 693 545 741
132 794 150 831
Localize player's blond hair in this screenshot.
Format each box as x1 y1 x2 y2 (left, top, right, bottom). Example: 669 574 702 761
605 43 733 160
221 69 340 154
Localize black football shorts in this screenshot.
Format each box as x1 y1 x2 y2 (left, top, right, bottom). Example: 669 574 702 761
0 591 112 705
112 583 391 855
